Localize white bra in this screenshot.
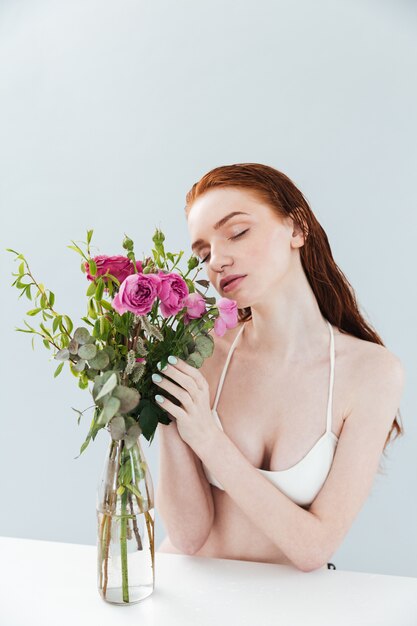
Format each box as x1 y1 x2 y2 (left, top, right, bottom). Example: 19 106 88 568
201 320 339 508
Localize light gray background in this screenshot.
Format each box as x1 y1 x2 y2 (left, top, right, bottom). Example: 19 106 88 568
1 0 416 577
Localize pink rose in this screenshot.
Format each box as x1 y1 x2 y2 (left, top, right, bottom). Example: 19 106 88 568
157 271 189 318
183 292 206 325
214 297 239 336
85 255 142 285
112 272 161 316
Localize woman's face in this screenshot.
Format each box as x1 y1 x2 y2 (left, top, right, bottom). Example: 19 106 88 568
187 186 304 308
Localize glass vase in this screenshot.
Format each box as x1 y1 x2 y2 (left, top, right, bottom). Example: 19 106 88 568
96 433 155 604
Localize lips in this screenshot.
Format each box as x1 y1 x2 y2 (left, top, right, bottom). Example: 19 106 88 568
220 274 246 290
220 274 247 292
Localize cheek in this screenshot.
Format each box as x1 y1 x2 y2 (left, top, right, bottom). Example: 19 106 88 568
261 231 291 274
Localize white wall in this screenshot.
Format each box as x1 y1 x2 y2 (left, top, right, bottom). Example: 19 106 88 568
1 0 416 576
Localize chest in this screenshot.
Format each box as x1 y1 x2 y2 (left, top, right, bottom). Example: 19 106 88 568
207 334 355 472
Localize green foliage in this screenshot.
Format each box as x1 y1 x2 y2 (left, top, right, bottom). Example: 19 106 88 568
8 226 222 458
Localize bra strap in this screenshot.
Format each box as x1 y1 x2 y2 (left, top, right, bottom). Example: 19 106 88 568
212 323 245 411
326 320 335 433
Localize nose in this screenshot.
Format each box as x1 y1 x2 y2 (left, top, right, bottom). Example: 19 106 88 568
208 247 233 273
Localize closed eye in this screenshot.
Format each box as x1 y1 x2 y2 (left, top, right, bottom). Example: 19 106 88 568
200 228 250 264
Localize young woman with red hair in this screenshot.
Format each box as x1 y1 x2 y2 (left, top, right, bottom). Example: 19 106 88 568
155 163 405 572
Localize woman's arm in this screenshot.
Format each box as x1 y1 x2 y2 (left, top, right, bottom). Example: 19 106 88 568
156 418 215 554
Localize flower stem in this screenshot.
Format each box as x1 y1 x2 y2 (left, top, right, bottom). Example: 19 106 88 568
120 487 129 603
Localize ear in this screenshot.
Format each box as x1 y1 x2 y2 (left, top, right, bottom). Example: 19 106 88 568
287 212 309 248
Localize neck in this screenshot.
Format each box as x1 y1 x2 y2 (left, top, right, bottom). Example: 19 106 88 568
240 265 331 363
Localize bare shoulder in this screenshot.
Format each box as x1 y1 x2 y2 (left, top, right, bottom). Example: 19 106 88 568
343 333 405 420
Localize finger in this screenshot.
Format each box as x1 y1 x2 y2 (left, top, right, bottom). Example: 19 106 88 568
155 393 186 420
152 374 193 410
158 356 207 392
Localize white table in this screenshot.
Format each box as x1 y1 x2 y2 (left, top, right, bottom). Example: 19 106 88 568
1 536 416 626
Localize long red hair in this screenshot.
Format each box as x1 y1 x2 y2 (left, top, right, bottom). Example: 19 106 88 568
184 163 404 469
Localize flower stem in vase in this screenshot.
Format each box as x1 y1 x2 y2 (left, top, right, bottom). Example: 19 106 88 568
120 487 129 603
102 439 122 598
128 492 143 550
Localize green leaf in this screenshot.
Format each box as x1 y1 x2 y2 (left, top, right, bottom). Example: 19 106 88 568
67 244 84 257
26 308 42 316
186 351 204 368
99 299 113 312
194 334 214 358
124 423 141 449
137 398 160 441
86 229 93 245
88 297 97 319
109 415 126 440
68 337 79 354
73 358 86 372
54 361 65 378
88 259 97 276
124 482 142 498
78 377 89 389
101 396 121 423
112 385 141 413
25 285 32 300
48 291 55 307
95 372 118 401
86 281 96 296
55 348 70 361
43 339 50 349
95 278 104 301
63 316 74 334
88 350 110 370
78 343 97 360
39 322 52 338
74 327 90 344
52 315 62 333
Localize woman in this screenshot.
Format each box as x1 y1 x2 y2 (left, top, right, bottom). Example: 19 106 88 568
155 163 405 572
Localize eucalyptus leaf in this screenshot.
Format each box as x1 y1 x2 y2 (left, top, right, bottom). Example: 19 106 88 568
186 351 204 368
55 348 70 361
78 343 97 360
92 370 116 402
74 327 91 345
102 396 121 422
95 372 118 401
109 415 126 440
124 423 141 449
85 367 98 381
68 338 79 354
112 385 141 413
73 358 86 372
124 415 137 430
102 345 115 361
194 334 214 358
88 350 110 370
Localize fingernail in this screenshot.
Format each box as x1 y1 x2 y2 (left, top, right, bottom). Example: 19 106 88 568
157 361 168 371
152 373 162 383
155 394 165 403
168 355 177 364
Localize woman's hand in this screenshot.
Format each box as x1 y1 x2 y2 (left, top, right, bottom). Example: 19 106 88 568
152 355 218 454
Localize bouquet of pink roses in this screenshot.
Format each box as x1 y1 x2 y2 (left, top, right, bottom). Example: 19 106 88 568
7 227 238 604
7 227 238 455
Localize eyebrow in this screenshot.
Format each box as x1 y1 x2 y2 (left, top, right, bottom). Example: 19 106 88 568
191 211 250 252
